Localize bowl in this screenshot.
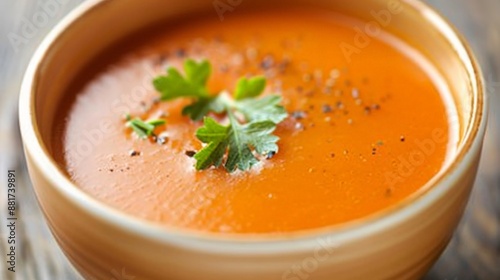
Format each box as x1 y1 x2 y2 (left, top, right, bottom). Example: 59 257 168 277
19 0 487 279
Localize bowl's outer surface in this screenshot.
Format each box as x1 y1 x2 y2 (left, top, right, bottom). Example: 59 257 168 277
24 150 483 280
20 0 487 279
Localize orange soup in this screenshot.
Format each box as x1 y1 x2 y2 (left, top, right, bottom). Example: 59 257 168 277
54 9 458 234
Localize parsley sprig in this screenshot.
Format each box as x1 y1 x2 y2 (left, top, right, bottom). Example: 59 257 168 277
151 59 287 172
126 115 166 139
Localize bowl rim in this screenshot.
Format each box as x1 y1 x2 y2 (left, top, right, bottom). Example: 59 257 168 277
19 0 487 253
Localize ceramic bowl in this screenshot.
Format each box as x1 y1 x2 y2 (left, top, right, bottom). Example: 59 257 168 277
19 0 487 279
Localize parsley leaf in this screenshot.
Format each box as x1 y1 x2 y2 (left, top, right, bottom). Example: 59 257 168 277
225 117 280 172
153 59 211 101
184 59 211 86
234 76 267 100
153 59 223 121
195 115 280 172
235 95 288 123
126 115 166 139
193 117 230 170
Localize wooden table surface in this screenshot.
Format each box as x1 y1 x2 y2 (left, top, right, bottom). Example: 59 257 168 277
1 1 499 279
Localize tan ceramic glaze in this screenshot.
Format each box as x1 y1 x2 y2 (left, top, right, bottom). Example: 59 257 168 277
19 0 486 279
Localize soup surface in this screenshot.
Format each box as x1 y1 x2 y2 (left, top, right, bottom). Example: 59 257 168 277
55 9 458 234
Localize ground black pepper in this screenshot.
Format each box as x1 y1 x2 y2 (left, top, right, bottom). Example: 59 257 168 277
266 151 276 159
185 150 196 157
129 150 141 157
260 55 275 70
175 48 186 57
292 110 307 120
322 104 333 113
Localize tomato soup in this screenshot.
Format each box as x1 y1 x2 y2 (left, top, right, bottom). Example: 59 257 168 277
54 9 458 234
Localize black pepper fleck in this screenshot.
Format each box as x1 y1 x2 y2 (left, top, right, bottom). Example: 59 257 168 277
278 58 290 73
260 55 275 70
185 150 196 157
336 101 344 110
175 48 186 57
322 104 333 113
266 151 276 159
385 188 394 197
156 54 168 66
364 106 372 115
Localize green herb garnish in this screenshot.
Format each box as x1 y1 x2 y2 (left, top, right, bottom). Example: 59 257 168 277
153 60 224 121
126 115 166 139
151 59 287 172
194 115 282 172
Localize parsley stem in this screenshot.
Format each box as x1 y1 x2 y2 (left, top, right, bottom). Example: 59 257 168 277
218 91 235 109
227 109 239 127
129 119 155 133
127 117 166 139
147 119 167 127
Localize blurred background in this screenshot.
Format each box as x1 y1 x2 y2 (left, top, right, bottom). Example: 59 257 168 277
0 0 499 279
